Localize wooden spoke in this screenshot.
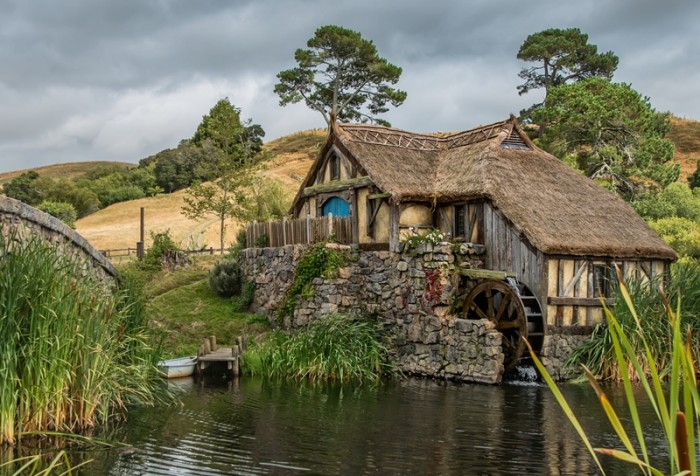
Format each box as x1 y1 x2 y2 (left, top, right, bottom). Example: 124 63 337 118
462 279 528 371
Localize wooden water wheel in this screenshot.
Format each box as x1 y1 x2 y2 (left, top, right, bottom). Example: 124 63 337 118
462 278 544 371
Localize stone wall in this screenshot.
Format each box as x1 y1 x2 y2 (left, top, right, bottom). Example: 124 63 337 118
242 242 506 384
539 333 591 380
0 196 117 285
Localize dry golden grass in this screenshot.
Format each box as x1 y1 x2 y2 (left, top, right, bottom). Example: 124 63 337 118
669 116 700 181
76 130 325 251
75 189 239 251
0 161 133 185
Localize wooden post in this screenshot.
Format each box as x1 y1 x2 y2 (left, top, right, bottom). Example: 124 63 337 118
306 214 311 244
136 207 145 259
236 335 245 352
203 338 211 355
328 212 334 238
209 335 217 352
282 217 287 246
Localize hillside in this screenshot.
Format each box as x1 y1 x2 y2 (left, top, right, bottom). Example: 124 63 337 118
75 129 326 251
3 119 698 252
0 161 133 185
668 116 700 181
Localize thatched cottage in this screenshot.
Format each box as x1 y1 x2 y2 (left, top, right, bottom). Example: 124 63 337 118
289 116 676 360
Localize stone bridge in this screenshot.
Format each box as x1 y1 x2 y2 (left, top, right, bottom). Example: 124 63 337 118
0 196 117 283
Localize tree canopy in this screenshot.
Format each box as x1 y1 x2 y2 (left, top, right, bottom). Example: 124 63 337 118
517 27 618 100
182 99 265 253
274 25 407 126
532 78 678 198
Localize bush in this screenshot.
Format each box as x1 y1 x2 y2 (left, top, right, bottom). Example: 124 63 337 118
649 216 700 259
37 200 78 228
208 260 243 298
142 230 186 271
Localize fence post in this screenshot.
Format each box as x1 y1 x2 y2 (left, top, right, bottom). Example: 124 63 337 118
328 212 334 238
252 220 257 247
306 214 311 244
282 217 287 246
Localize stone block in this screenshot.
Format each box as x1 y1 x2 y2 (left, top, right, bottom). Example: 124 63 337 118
397 261 409 272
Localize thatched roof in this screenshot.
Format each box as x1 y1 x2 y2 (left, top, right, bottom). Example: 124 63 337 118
297 117 676 261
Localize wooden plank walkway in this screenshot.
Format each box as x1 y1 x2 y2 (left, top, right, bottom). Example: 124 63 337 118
196 336 246 377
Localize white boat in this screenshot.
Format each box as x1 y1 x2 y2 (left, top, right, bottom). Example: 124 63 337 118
158 356 197 379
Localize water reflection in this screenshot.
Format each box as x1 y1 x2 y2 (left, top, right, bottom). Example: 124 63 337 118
74 377 672 475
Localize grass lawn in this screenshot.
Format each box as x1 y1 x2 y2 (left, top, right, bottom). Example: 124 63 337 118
122 256 271 359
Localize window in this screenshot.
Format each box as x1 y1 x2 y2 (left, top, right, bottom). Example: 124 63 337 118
593 264 617 298
329 153 340 181
454 204 466 239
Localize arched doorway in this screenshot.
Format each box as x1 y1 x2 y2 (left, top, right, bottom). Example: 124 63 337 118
322 196 350 217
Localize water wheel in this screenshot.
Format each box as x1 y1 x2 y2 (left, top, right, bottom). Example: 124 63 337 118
462 279 537 371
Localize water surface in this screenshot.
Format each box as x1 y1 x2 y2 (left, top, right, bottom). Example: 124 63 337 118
80 375 671 475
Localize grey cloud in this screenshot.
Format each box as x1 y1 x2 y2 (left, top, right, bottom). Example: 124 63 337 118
0 0 698 173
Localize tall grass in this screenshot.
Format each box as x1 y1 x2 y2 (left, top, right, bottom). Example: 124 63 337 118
0 228 164 446
243 314 394 383
567 260 700 380
529 267 700 475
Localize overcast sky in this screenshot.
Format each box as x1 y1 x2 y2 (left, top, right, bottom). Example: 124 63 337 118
0 0 698 173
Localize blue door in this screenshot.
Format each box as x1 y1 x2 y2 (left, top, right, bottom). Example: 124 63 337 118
322 196 350 217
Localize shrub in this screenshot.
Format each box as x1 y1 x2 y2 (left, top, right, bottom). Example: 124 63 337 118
277 242 351 319
232 280 255 311
142 230 186 271
208 260 243 298
37 200 78 228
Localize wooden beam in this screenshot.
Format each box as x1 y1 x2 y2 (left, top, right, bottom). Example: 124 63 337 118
562 261 587 297
302 176 373 196
459 268 517 280
548 297 614 307
368 192 391 200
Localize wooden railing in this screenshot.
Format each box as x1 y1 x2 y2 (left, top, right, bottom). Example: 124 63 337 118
245 215 352 248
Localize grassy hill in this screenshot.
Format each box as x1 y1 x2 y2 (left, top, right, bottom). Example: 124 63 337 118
668 116 700 181
0 161 133 185
75 129 326 252
3 120 699 252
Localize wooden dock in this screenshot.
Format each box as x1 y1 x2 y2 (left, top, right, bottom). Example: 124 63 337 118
196 335 246 377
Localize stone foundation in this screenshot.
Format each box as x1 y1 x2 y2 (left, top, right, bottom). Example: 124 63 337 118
242 242 506 384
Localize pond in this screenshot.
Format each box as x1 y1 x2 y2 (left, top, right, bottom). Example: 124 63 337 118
62 372 675 475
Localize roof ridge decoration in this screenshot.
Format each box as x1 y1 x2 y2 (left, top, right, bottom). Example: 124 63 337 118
339 119 512 151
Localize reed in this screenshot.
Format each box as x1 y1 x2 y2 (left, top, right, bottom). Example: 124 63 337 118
529 267 700 475
243 314 394 383
567 260 700 380
0 228 164 447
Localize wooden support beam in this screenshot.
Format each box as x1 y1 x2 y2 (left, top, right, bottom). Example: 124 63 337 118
367 192 391 200
302 176 373 196
459 268 517 280
548 297 614 307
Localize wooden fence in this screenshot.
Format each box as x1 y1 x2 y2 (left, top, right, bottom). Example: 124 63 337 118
246 215 352 248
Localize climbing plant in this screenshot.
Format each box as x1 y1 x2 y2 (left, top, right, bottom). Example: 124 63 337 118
277 243 351 321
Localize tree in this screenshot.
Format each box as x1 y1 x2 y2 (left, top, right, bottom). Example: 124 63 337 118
2 171 42 204
182 100 264 253
181 163 254 254
274 25 407 126
517 28 618 129
192 98 264 170
532 78 678 199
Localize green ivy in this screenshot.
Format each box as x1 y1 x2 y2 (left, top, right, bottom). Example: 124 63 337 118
277 243 351 321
